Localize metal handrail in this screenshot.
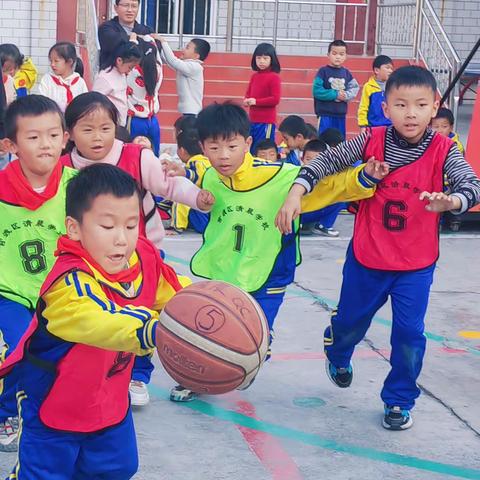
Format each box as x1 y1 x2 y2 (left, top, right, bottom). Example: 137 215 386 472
422 0 460 64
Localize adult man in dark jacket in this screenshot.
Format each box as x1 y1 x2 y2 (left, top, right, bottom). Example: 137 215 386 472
98 0 153 69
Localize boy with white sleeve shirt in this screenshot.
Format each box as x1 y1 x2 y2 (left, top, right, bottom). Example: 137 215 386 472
155 36 211 116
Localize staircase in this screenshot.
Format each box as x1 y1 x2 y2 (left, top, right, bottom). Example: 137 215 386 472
158 52 411 144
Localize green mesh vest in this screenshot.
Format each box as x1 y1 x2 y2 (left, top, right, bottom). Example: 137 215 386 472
0 167 77 309
191 163 300 292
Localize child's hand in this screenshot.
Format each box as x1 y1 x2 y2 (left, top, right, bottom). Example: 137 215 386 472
337 90 347 102
150 34 166 42
364 156 389 180
275 184 306 234
244 98 256 106
197 190 215 211
419 191 461 212
163 160 186 177
129 33 138 42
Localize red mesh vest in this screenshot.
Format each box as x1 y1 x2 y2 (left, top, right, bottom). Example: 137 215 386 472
353 127 451 271
37 237 163 433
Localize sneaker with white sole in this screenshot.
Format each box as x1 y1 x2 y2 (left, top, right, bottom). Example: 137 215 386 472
382 405 413 430
0 417 19 452
129 380 150 406
170 385 197 402
313 224 340 237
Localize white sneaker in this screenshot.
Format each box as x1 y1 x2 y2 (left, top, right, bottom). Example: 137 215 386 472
0 417 19 452
129 380 150 406
314 224 340 237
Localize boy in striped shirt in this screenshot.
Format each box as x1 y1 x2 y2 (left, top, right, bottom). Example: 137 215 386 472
276 66 480 430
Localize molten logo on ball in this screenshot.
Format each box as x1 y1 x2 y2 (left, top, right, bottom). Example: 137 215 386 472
195 306 226 334
163 344 206 374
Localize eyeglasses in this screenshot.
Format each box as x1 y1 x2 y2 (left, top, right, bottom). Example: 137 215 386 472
117 2 139 9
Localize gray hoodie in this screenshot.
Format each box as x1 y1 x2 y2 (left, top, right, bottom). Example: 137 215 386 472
161 42 204 115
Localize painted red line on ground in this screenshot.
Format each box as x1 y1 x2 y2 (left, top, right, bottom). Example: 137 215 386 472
272 346 468 361
227 393 303 480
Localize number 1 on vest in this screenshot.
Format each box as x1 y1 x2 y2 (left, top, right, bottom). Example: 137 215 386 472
232 224 245 252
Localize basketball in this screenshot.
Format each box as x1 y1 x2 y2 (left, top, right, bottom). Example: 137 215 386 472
156 280 269 395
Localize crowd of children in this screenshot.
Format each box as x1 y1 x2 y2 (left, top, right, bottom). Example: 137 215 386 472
0 13 478 478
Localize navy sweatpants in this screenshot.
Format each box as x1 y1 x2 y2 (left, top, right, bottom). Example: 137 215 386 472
250 122 276 155
251 285 286 331
11 398 138 479
301 202 346 229
0 297 34 421
324 244 435 410
318 115 346 138
129 116 161 157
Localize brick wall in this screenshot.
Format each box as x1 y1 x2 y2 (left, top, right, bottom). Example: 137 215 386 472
0 0 57 81
429 0 480 63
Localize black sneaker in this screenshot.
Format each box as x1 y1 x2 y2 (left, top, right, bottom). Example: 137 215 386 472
325 359 353 388
382 405 413 430
169 385 197 402
300 223 315 236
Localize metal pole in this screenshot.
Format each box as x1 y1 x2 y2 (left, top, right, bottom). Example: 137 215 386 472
178 0 185 49
363 0 371 56
226 0 234 52
412 0 424 61
440 36 480 106
272 0 280 47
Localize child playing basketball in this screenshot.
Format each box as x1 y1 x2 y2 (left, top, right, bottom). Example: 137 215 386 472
169 102 388 402
0 95 74 451
276 66 480 430
0 164 186 478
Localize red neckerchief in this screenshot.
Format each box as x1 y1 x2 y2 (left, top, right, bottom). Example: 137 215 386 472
55 235 141 284
0 160 62 210
50 74 80 105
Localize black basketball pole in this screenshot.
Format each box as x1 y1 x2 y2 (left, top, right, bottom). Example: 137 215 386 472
441 36 480 106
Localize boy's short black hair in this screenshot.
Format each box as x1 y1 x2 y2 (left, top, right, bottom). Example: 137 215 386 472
254 138 278 155
305 123 318 140
328 40 347 53
385 66 437 98
303 138 328 154
5 94 65 141
434 107 454 126
197 102 250 142
320 127 344 147
279 115 308 137
191 38 211 61
66 164 141 222
174 115 197 136
177 130 203 156
115 0 139 4
373 55 393 70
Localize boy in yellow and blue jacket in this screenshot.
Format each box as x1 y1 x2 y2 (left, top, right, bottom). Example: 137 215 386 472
431 107 464 154
0 164 189 478
170 130 211 233
358 55 394 130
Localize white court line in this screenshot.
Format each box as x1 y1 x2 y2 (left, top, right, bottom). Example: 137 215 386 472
164 234 480 243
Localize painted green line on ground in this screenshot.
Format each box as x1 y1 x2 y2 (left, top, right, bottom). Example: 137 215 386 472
165 253 480 356
150 385 480 479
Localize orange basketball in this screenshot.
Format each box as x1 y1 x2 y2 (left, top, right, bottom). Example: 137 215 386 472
156 280 269 395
